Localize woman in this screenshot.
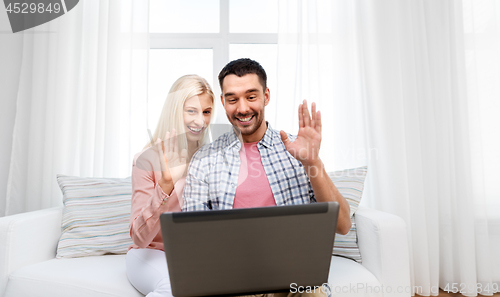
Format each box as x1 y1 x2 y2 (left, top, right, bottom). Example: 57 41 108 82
126 75 215 297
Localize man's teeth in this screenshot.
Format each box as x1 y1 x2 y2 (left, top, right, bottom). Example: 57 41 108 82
188 127 202 132
237 116 253 122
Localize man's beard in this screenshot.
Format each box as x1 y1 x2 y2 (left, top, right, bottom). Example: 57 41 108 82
231 111 264 136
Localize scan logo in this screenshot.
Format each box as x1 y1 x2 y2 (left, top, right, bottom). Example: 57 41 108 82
4 0 79 33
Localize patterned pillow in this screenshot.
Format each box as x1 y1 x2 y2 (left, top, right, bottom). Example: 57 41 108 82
329 166 368 263
56 175 133 258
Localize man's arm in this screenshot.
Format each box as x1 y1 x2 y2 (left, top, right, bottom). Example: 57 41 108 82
280 100 351 235
304 160 352 235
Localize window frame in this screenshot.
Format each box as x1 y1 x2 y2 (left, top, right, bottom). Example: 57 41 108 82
149 0 278 97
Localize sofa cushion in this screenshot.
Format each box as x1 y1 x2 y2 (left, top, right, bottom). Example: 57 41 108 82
326 256 382 297
329 166 368 263
56 175 133 258
4 255 380 297
4 255 142 297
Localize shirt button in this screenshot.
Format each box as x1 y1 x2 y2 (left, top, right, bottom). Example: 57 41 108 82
231 183 235 187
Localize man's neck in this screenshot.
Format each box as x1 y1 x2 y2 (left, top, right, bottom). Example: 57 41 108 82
240 121 268 143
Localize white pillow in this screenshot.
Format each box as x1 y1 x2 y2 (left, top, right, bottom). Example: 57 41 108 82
328 166 368 263
56 175 133 258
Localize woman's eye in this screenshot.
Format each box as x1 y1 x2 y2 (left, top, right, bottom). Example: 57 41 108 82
187 110 196 114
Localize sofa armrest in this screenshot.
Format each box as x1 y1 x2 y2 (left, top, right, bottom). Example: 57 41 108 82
355 206 411 297
0 206 63 297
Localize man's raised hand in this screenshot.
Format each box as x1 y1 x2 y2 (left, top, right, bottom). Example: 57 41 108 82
280 100 322 167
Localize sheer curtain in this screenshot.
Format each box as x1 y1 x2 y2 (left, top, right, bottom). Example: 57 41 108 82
4 0 150 216
276 0 499 296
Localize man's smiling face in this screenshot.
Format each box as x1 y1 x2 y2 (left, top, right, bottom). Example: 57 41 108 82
221 73 270 143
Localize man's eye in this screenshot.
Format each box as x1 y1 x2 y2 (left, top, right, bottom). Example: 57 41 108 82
203 111 211 115
249 96 256 100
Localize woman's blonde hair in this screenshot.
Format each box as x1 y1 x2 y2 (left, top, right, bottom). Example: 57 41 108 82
146 75 215 154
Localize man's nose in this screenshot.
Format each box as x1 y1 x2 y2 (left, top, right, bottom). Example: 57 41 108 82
237 99 250 114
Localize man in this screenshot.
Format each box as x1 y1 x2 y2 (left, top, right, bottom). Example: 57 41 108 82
182 58 351 297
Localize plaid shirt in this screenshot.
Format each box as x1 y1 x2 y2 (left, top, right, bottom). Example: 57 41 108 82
182 123 316 211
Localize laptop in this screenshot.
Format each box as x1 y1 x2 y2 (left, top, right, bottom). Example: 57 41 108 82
160 202 339 297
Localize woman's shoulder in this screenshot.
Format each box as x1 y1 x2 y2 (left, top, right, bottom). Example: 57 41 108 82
133 146 161 171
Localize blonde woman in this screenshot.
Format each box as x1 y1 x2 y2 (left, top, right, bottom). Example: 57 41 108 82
126 75 215 297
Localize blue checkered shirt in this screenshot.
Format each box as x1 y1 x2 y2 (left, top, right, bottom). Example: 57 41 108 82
182 123 316 211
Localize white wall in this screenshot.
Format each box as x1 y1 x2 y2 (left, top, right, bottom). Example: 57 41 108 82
0 7 23 216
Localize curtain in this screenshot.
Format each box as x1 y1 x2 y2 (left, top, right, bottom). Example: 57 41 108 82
276 0 499 296
462 0 500 290
4 0 150 216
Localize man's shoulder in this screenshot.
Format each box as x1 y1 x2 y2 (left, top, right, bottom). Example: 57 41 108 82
284 131 297 142
268 127 297 145
192 131 234 160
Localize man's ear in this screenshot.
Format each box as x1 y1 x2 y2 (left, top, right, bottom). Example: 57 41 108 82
264 88 270 106
220 94 225 107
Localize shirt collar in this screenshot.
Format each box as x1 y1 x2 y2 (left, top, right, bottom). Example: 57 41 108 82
226 121 276 150
258 122 275 149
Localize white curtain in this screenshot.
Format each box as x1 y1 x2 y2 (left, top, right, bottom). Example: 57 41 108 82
4 0 150 216
276 0 499 296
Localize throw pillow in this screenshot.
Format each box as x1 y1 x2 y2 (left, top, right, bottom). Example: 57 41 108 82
328 166 367 263
56 175 133 258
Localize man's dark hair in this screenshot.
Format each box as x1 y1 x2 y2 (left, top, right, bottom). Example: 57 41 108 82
218 58 267 92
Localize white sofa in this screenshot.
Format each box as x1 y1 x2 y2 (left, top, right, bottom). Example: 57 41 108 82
0 205 411 297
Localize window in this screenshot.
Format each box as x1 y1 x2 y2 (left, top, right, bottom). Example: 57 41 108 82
148 0 278 126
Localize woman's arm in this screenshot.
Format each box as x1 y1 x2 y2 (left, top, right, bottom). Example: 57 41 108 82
129 150 182 248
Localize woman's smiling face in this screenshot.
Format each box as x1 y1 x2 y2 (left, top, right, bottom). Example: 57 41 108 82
183 93 213 143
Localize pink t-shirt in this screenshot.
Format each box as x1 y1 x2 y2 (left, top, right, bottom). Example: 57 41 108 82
233 142 276 209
